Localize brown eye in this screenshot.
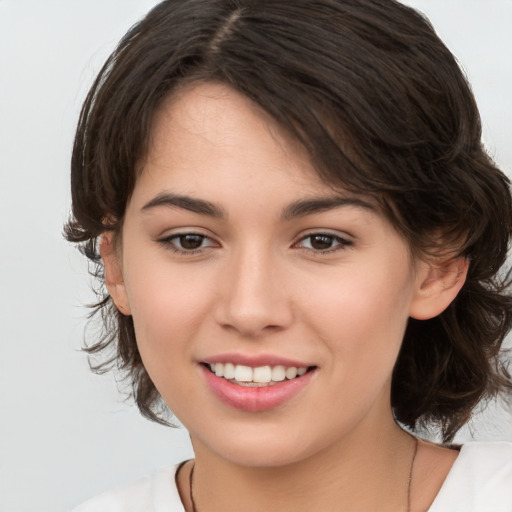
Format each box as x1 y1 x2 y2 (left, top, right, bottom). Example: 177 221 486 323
178 234 205 250
309 234 335 250
160 232 218 254
295 233 352 253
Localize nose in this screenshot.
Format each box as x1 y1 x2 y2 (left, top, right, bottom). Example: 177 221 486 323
213 246 294 337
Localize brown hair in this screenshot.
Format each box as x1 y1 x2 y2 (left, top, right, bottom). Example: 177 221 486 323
65 0 512 442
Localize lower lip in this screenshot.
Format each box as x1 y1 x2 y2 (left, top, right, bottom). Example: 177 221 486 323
201 365 315 412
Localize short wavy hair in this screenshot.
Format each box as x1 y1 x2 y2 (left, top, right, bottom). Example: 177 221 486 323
65 0 512 442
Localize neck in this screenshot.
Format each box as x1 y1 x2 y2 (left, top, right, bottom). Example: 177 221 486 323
186 419 417 512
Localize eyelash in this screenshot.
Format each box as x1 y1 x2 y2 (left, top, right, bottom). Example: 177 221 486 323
158 231 352 255
158 233 218 255
293 233 353 254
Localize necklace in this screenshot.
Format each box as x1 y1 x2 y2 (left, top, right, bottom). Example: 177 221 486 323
407 436 419 512
187 436 419 512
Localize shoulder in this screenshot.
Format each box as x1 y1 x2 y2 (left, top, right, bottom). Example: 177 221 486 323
429 441 512 512
72 465 184 512
454 441 512 483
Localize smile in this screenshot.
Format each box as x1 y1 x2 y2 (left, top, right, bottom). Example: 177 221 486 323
200 360 317 412
207 363 309 387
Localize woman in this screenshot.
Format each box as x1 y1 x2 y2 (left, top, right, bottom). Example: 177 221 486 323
67 0 512 510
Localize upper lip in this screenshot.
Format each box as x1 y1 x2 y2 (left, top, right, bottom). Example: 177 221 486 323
202 353 315 368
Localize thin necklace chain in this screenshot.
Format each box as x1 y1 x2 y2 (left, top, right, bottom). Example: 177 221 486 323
407 436 419 512
188 436 419 512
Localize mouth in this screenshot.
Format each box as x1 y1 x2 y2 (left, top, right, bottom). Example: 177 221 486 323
202 362 314 387
200 360 317 412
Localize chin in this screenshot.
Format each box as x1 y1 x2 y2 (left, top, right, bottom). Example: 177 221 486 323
216 445 311 468
190 423 333 469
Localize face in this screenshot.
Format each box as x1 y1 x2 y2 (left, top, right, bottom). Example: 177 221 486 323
104 82 454 468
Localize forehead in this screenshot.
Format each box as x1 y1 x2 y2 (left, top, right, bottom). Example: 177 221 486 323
148 82 308 174
142 82 374 204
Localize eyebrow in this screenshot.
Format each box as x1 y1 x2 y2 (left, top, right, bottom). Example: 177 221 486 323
281 196 375 219
141 192 226 217
141 192 374 219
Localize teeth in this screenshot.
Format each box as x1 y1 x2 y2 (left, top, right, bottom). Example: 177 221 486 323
224 362 235 379
271 365 286 382
207 363 309 384
285 367 298 379
234 365 253 382
214 362 224 377
253 366 272 383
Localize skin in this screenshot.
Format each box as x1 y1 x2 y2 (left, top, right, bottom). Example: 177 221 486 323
102 82 468 512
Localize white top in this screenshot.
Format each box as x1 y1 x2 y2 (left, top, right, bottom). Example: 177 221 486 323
72 442 512 512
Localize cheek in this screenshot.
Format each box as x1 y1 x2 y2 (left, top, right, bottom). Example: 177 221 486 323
124 270 212 416
296 269 413 431
304 264 413 333
300 261 414 374
122 258 215 372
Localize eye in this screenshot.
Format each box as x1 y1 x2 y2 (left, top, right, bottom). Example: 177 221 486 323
159 232 218 254
295 233 352 252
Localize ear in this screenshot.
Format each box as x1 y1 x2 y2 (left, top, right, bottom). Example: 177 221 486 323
409 257 469 320
100 232 132 316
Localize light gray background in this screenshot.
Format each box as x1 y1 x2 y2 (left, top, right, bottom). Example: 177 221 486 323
0 1 511 511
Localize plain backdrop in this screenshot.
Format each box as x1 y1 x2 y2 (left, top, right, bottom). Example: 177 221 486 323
0 1 511 511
